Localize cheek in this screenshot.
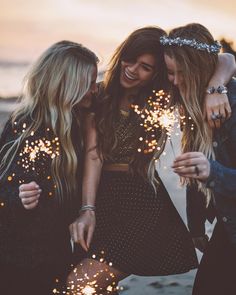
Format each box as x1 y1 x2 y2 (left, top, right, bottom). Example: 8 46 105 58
140 72 154 84
167 74 174 83
79 92 92 108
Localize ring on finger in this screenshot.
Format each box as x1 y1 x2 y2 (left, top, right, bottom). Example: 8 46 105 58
216 113 223 120
195 165 200 176
211 113 219 121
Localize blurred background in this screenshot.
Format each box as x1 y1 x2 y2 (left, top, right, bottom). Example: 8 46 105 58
0 1 235 294
0 0 236 97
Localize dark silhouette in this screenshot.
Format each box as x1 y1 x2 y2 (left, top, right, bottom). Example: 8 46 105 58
220 38 236 59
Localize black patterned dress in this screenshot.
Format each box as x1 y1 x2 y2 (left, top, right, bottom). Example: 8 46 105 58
75 110 198 276
0 117 82 294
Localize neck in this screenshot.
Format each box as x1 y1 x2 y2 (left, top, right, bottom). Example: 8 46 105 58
119 88 139 111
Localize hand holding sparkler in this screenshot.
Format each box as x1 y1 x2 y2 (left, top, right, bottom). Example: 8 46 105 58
19 181 42 210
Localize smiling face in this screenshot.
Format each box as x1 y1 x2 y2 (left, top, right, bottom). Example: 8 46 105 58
119 53 156 92
164 53 185 96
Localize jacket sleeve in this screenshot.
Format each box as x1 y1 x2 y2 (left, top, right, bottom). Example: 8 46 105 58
205 100 236 198
206 161 236 197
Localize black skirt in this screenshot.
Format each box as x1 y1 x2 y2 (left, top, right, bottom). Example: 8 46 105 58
76 171 198 276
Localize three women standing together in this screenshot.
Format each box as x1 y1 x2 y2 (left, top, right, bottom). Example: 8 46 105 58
0 24 235 295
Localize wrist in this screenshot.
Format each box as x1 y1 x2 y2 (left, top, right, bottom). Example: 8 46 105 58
79 204 96 215
206 85 227 94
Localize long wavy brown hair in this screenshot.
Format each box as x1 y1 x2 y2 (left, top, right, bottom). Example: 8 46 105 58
95 26 169 188
164 23 218 202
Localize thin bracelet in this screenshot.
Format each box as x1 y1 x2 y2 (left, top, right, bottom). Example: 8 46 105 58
79 205 96 214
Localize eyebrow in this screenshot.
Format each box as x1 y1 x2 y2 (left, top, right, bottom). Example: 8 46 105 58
140 62 155 69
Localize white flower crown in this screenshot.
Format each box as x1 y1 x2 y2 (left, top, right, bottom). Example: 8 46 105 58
160 35 221 54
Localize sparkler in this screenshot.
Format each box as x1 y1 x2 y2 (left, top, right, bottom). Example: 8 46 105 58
6 122 60 187
132 90 178 157
132 90 195 159
19 136 60 173
63 251 121 295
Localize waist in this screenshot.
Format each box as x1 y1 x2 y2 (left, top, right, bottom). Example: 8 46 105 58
103 163 129 172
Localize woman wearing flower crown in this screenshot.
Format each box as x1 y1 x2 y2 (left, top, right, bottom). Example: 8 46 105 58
0 40 98 295
162 23 236 294
19 27 235 294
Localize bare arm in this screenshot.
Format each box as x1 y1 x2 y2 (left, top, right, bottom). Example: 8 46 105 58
70 113 103 251
81 113 103 207
205 53 235 128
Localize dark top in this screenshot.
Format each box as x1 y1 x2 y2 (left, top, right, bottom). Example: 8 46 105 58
0 115 83 269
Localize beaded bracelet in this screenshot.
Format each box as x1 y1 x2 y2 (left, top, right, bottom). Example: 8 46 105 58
206 85 228 94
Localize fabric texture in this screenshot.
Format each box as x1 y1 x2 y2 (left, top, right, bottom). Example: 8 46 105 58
193 222 236 295
0 115 82 293
77 171 198 276
75 109 198 275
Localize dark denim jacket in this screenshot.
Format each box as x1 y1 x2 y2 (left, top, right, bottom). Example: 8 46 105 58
187 78 236 245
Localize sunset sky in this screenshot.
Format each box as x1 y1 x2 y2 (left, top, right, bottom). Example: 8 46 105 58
0 0 236 67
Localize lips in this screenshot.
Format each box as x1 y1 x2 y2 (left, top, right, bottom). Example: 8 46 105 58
124 69 137 81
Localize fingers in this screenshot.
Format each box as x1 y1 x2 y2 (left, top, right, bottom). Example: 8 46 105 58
19 181 40 192
205 94 232 129
21 199 39 210
70 222 88 252
19 181 42 210
19 189 42 198
86 225 95 249
172 152 210 180
225 101 232 119
173 152 203 164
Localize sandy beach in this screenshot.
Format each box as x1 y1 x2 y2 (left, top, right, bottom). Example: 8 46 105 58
0 99 208 295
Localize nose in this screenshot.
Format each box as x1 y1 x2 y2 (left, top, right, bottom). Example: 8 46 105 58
173 75 179 86
91 83 98 95
128 62 138 73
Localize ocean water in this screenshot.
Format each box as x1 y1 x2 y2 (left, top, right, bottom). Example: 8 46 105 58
0 63 30 97
0 63 104 98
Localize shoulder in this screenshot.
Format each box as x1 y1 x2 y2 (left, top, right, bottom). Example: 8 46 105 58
0 117 15 145
223 78 236 130
227 77 236 108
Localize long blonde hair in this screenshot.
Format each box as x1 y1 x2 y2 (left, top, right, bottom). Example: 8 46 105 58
0 40 98 202
164 23 218 202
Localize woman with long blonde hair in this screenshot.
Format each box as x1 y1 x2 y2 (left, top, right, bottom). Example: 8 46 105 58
162 23 236 294
0 40 98 295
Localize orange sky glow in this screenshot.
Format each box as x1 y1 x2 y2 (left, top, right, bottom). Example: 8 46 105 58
0 0 235 67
